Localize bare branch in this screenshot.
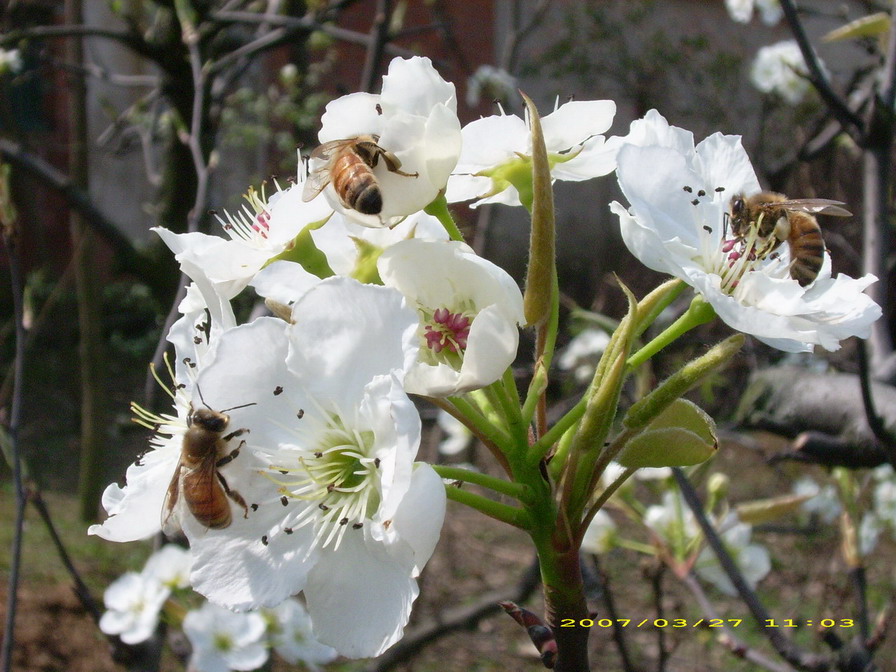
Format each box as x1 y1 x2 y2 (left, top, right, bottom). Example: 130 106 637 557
0 138 155 286
778 0 864 136
673 468 833 671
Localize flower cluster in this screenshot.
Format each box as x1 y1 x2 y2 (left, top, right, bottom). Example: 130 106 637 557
90 52 882 663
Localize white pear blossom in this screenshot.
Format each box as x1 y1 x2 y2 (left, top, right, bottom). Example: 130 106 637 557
183 602 268 672
466 64 519 107
644 491 700 548
98 572 170 644
581 510 617 554
793 476 842 524
558 328 611 383
378 239 524 396
446 98 617 208
436 409 473 456
0 47 22 74
725 0 782 25
88 288 230 543
751 40 816 105
695 514 771 595
143 544 192 589
312 55 461 227
873 474 896 530
177 278 445 658
266 599 338 670
154 173 330 304
610 111 881 352
250 210 450 304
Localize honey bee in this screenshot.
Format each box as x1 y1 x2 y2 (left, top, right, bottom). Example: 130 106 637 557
727 191 851 286
162 402 254 534
302 134 418 216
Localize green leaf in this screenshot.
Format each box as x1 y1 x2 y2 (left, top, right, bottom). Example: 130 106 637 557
521 92 555 327
617 398 717 468
735 493 815 525
823 13 890 42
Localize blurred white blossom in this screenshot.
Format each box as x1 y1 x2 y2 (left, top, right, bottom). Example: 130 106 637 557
581 510 617 554
466 64 519 107
695 514 771 596
266 599 338 670
726 0 782 24
0 47 22 74
793 476 841 524
557 328 611 383
99 572 170 644
143 544 192 589
750 40 816 105
436 409 473 456
183 602 268 672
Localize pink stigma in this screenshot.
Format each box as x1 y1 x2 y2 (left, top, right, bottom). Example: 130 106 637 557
424 308 471 354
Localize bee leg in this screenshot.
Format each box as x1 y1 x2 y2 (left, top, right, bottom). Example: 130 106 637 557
216 471 250 519
216 440 244 468
375 149 419 178
223 427 249 442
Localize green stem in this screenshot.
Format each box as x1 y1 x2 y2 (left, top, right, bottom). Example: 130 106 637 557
444 394 513 450
424 193 464 242
445 485 530 528
532 396 586 464
627 294 716 369
433 464 533 502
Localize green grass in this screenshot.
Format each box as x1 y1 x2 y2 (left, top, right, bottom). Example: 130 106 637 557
0 483 153 597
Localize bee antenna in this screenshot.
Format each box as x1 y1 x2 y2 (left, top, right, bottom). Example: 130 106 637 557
219 402 258 413
196 384 210 409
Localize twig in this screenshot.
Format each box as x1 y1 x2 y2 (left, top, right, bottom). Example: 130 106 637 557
0 138 151 285
210 9 420 59
856 339 896 466
499 0 555 72
680 573 797 672
359 0 392 93
586 554 637 672
673 468 832 671
0 185 26 672
778 0 863 135
649 562 669 671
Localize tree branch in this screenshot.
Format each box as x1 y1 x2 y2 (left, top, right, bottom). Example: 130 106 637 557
778 0 864 135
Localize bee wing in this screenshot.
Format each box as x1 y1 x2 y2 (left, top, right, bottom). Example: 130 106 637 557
302 166 331 202
776 199 852 217
161 463 184 537
302 140 349 202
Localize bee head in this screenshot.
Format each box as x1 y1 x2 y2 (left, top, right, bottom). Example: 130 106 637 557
188 406 229 432
728 194 749 236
